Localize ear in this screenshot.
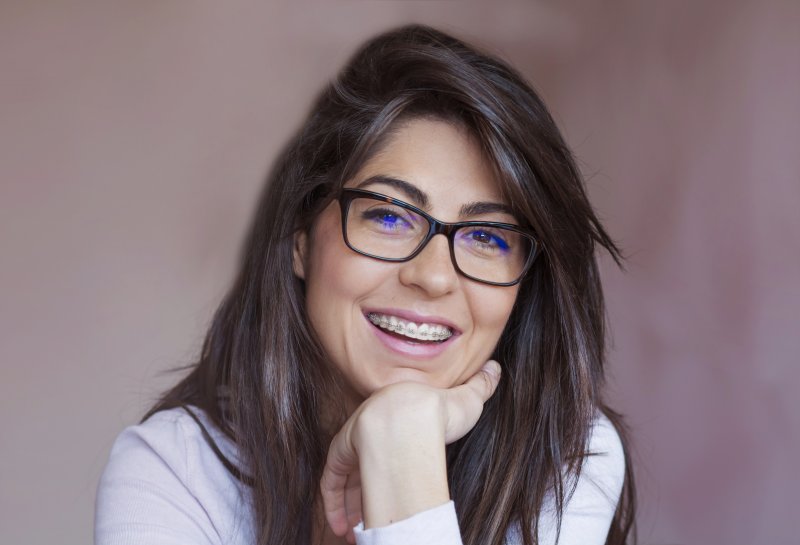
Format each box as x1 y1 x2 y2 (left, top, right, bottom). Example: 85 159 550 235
292 230 308 280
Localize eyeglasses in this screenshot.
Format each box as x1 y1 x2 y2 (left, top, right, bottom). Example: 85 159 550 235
338 188 540 286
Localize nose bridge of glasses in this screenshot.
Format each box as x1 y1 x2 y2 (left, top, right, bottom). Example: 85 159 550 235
428 217 457 238
414 219 456 256
412 223 458 270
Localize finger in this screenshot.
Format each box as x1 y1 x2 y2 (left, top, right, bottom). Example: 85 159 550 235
443 360 502 443
344 469 362 544
466 360 502 402
320 428 359 536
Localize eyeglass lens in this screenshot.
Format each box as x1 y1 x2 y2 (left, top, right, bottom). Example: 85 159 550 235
345 197 532 284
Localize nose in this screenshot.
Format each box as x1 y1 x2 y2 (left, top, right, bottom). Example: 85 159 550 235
397 234 460 297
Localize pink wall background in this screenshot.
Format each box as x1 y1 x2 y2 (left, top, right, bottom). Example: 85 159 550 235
1 2 798 544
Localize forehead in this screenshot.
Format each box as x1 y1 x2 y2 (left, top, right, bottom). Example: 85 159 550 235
346 118 505 215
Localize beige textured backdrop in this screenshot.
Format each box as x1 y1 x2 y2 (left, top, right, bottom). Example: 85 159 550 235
1 2 798 544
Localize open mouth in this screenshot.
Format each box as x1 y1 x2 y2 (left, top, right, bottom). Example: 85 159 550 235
367 312 453 343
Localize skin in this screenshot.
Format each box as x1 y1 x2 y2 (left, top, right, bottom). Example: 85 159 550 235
293 118 521 543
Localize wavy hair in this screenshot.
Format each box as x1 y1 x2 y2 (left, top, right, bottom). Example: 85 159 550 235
149 24 635 545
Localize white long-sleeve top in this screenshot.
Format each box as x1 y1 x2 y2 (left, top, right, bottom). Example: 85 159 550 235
95 406 625 545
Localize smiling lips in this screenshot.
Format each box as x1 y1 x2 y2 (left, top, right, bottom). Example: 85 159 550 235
367 312 454 342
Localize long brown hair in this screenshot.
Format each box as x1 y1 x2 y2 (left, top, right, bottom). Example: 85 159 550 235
148 24 635 545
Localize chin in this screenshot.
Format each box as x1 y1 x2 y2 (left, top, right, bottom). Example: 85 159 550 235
374 367 450 391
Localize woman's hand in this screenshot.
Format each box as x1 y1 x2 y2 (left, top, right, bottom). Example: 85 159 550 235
320 360 502 543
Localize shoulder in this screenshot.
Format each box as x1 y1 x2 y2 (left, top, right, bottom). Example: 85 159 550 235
583 411 627 495
101 407 240 486
555 411 627 514
95 406 253 545
103 408 199 476
523 412 628 545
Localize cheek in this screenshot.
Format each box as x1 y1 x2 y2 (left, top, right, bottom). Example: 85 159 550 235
445 287 518 388
470 286 519 343
304 227 353 322
302 215 389 354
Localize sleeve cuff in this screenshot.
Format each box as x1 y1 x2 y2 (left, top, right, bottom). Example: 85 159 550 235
353 500 463 545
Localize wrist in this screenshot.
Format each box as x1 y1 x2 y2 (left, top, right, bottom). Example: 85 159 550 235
351 384 451 529
359 433 450 529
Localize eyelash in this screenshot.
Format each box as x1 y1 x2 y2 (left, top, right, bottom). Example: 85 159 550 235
361 208 414 230
459 229 511 252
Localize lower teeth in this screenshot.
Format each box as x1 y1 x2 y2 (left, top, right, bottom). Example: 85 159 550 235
386 329 443 343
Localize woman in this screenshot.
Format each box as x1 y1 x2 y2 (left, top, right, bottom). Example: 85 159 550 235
96 24 635 545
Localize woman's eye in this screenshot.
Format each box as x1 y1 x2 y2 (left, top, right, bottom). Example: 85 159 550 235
465 229 510 252
361 208 413 231
378 213 400 224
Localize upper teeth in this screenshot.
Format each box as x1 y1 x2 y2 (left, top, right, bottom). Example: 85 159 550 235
368 313 453 342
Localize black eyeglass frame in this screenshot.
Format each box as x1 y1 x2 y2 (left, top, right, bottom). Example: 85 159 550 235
338 188 540 287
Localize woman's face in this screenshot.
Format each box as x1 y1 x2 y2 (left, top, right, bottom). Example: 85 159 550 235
294 118 520 405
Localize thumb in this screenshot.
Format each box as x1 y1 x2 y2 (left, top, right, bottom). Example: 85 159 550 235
443 360 502 443
320 424 359 537
462 360 502 404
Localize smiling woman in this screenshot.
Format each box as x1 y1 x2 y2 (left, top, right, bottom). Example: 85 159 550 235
95 24 635 545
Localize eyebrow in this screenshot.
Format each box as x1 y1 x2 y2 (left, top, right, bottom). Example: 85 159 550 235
355 175 516 220
356 176 429 208
458 201 516 218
